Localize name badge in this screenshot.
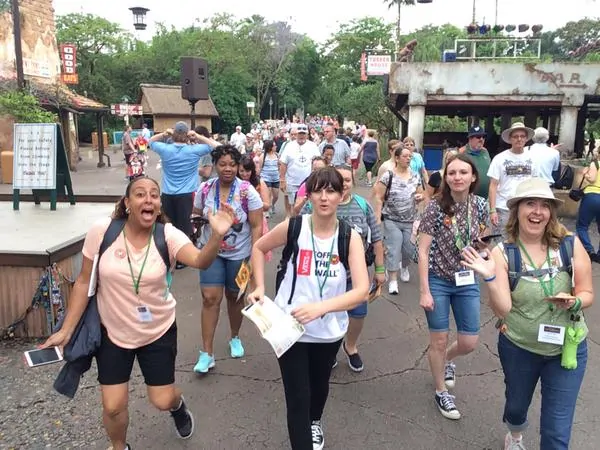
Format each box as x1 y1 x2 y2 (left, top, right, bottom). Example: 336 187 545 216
87 254 99 297
455 270 475 286
136 305 153 323
537 323 565 345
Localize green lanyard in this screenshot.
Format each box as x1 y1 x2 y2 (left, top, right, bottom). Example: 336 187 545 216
452 197 471 251
517 240 555 310
123 223 154 296
310 218 337 299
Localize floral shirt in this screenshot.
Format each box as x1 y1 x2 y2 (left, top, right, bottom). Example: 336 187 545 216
418 195 489 281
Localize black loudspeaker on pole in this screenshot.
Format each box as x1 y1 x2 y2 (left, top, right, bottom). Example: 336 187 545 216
181 57 209 129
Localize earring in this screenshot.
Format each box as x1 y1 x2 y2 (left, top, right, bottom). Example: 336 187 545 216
125 208 130 214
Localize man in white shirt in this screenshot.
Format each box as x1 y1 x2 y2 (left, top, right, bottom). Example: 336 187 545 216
529 127 560 186
279 124 320 217
230 125 246 149
488 122 535 236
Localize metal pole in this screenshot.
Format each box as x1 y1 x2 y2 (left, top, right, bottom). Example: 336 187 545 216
190 100 197 129
495 0 499 25
396 1 402 59
11 0 25 90
472 0 476 23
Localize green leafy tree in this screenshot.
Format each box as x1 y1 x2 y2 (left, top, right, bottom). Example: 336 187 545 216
55 13 132 104
0 90 57 123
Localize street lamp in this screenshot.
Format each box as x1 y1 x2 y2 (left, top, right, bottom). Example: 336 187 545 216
269 96 273 120
129 7 150 31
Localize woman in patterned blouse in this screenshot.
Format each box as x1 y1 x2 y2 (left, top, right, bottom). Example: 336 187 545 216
416 153 490 421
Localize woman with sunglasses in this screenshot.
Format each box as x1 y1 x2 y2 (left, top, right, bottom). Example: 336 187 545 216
260 140 280 216
192 145 264 373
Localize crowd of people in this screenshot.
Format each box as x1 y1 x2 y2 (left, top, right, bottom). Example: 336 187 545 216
42 118 595 450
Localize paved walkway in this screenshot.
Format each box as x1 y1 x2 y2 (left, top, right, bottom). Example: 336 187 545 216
1 160 599 449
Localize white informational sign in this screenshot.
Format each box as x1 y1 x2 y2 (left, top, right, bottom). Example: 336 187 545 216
12 123 57 190
367 55 392 76
246 102 255 108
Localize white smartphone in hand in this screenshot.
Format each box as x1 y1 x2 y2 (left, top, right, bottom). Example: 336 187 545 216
24 347 63 368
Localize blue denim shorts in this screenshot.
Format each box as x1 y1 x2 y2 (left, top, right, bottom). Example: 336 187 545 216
346 280 368 318
199 256 246 292
424 274 481 335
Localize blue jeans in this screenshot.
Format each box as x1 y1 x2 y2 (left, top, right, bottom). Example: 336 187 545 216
424 274 481 335
576 192 600 254
498 333 587 449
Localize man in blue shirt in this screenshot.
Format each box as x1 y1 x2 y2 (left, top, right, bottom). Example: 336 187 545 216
150 121 218 268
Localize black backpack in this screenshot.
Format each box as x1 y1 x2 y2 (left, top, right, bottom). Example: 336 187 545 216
100 219 171 271
503 235 574 292
275 216 352 305
552 163 575 190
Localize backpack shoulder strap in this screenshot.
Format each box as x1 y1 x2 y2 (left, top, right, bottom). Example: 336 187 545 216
503 242 522 292
338 219 352 273
352 194 369 216
283 216 303 304
200 179 216 212
240 180 251 214
559 234 575 275
384 170 393 202
153 222 171 271
99 219 126 258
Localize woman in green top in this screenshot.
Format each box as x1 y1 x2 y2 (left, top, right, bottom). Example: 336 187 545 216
461 178 593 450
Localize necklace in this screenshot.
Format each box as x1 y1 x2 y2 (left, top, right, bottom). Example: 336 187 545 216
309 218 338 299
517 240 555 311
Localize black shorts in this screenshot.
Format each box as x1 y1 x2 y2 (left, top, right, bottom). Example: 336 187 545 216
264 181 280 189
97 321 178 386
363 161 376 172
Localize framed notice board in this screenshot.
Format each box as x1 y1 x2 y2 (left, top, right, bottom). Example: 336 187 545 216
12 123 76 210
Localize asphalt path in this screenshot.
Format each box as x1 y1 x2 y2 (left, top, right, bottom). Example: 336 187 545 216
1 158 599 449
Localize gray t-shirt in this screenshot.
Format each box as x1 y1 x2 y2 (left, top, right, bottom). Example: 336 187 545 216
301 194 382 248
379 170 420 222
194 178 263 260
319 139 351 166
199 154 214 182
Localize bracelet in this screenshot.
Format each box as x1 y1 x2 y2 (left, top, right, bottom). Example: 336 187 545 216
489 208 496 213
483 274 496 282
569 297 582 313
374 266 386 274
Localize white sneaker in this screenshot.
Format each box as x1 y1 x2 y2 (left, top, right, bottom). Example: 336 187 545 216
388 280 399 295
504 432 526 450
311 420 324 450
400 267 410 282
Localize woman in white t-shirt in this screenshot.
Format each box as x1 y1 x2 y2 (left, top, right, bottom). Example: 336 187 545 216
248 167 369 450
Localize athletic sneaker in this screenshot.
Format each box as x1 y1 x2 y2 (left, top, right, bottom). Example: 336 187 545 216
400 267 410 282
229 336 245 358
504 432 526 450
343 341 364 372
170 396 194 439
388 280 399 295
193 351 215 373
311 420 324 450
435 391 461 420
444 361 456 389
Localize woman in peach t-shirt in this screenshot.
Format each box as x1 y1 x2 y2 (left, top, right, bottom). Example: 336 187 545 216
42 177 235 450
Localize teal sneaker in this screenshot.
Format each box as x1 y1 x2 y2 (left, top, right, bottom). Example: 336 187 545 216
229 337 245 358
193 351 215 373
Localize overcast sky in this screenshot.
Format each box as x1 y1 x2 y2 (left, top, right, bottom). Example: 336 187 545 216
53 0 599 43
